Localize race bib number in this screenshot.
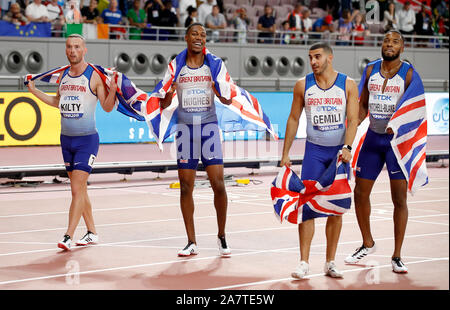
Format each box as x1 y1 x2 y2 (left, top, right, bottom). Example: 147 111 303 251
311 105 344 131
369 94 396 120
60 97 84 119
88 154 96 167
181 88 212 113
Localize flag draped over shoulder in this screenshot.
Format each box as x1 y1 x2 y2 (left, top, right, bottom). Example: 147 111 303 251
351 60 428 194
24 63 149 123
271 155 352 224
139 48 278 147
24 48 278 150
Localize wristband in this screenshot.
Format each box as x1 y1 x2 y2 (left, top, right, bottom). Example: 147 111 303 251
343 144 352 151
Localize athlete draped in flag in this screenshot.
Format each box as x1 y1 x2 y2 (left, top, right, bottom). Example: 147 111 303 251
26 34 118 250
280 43 359 279
345 30 427 273
159 23 232 257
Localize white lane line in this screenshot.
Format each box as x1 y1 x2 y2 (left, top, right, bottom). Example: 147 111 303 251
0 238 448 287
0 195 447 219
207 257 450 290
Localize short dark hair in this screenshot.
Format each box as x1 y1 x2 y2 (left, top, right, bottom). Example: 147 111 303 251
186 22 205 34
309 42 333 54
385 29 405 42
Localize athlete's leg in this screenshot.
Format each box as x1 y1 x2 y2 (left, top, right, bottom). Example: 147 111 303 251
298 219 315 262
65 169 91 239
81 194 97 234
67 171 96 234
325 215 343 262
354 177 376 248
205 164 227 238
390 179 408 258
178 168 197 244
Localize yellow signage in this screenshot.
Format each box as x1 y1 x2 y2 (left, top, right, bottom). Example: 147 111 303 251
0 92 61 146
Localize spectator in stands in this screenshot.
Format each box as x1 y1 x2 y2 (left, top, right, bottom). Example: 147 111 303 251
100 0 123 24
337 9 352 45
281 20 293 44
352 12 369 46
287 3 302 33
25 0 50 23
311 14 334 41
81 0 100 24
159 0 178 40
45 0 64 36
127 0 147 40
100 0 126 39
397 1 416 36
312 14 334 33
197 0 213 25
178 0 196 26
299 8 313 44
2 2 29 25
415 2 434 36
184 5 196 27
257 4 275 44
144 0 163 25
64 0 81 24
230 6 250 44
383 1 398 32
205 4 226 42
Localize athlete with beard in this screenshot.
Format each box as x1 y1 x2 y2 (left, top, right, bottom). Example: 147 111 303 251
27 34 118 250
280 42 359 279
160 23 232 257
344 30 414 273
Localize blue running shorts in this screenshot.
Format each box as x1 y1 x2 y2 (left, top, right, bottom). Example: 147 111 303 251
301 141 343 180
175 122 223 170
355 128 406 180
60 133 99 173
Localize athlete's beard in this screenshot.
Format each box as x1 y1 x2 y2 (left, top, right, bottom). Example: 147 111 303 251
314 61 328 75
381 51 400 61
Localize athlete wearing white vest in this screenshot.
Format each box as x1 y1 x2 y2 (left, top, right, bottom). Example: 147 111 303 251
59 65 98 136
345 30 414 274
280 43 359 280
160 23 233 258
26 34 117 251
304 71 348 146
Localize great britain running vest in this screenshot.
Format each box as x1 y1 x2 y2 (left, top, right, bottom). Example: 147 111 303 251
367 59 411 134
58 65 98 136
175 63 217 125
304 72 347 146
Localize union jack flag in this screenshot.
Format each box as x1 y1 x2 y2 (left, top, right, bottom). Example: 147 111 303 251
24 49 278 150
271 155 352 224
141 47 278 148
352 61 428 194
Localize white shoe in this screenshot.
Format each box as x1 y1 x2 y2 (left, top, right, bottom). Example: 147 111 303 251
58 235 72 251
217 236 231 257
391 257 408 273
76 231 98 246
178 242 198 257
324 261 344 278
344 243 376 264
291 261 309 279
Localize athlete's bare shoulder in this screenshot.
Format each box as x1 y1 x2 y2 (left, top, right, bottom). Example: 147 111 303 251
89 66 103 96
294 77 306 94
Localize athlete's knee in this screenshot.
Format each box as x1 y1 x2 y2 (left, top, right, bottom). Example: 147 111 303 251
353 183 367 203
391 192 407 209
179 180 194 196
210 178 226 195
70 182 87 198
